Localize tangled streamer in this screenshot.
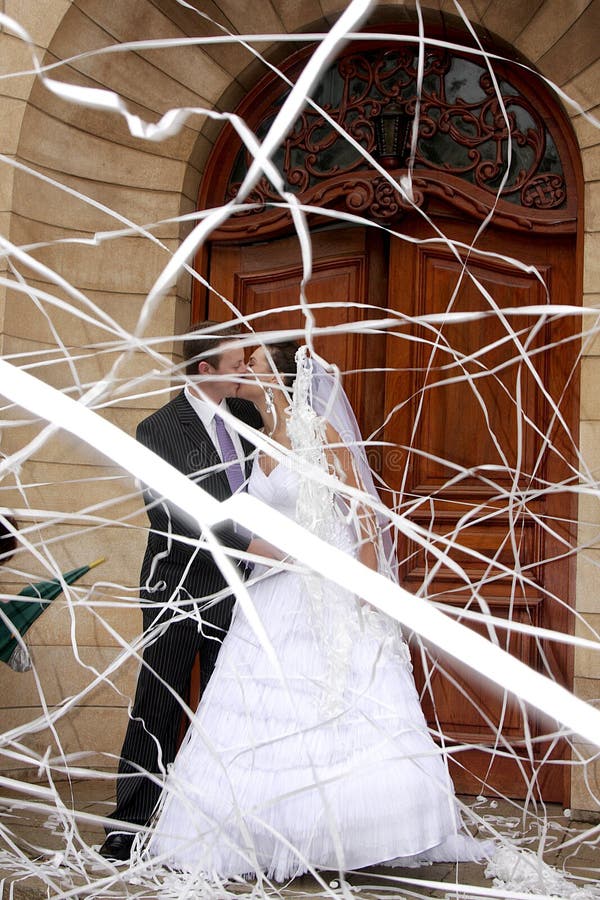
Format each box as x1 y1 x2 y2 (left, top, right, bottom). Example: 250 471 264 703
1 0 599 897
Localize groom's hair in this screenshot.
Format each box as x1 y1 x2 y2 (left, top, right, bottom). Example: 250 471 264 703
269 341 300 389
183 321 241 376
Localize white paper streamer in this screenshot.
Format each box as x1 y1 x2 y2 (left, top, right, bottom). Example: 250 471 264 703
1 1 599 896
1 359 599 748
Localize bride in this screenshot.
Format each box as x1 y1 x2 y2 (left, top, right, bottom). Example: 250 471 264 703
142 341 492 881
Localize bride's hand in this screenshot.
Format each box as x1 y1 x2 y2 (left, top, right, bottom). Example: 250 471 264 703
246 537 287 564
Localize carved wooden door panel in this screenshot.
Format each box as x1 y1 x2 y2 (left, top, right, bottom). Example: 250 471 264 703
384 219 578 802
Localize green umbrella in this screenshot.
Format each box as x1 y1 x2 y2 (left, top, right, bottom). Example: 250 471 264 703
0 557 105 670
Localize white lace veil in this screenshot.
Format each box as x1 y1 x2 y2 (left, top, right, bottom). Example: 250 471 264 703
286 345 398 584
283 346 406 715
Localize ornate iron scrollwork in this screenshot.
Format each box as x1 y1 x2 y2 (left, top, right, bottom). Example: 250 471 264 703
226 46 567 224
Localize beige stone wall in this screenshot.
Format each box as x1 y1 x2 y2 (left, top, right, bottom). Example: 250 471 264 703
0 0 598 810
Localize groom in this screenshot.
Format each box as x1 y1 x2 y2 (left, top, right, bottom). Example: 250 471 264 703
100 321 261 861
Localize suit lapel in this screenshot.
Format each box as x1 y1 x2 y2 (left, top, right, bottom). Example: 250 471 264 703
174 391 258 489
173 392 228 488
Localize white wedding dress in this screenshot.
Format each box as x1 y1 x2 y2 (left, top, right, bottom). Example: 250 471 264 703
145 460 490 881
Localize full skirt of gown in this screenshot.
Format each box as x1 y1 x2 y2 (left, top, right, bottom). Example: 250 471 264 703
145 462 490 881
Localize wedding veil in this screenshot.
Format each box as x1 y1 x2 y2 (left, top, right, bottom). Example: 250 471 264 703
286 345 398 585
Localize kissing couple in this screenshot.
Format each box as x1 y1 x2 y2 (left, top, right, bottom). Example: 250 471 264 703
100 321 492 880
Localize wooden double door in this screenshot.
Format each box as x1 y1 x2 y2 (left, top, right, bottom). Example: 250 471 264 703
203 217 578 803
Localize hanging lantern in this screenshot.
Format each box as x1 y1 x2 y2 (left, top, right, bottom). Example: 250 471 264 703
374 101 413 169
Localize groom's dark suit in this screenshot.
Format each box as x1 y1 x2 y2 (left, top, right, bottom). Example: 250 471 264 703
109 390 261 831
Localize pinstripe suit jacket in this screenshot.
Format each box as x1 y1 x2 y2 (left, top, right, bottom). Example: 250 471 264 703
136 391 262 628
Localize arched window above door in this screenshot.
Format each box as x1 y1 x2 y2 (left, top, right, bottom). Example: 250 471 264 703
200 41 579 240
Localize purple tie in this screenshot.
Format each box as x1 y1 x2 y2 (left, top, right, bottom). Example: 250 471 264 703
214 414 245 494
214 413 253 572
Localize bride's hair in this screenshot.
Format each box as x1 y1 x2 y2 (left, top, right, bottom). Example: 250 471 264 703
268 341 300 389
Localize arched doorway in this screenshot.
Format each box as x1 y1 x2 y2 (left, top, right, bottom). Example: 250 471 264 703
194 32 582 804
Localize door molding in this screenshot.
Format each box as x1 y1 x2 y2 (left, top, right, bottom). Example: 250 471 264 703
197 29 581 251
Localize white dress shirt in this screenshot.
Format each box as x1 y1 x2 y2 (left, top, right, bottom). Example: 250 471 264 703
184 383 246 469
